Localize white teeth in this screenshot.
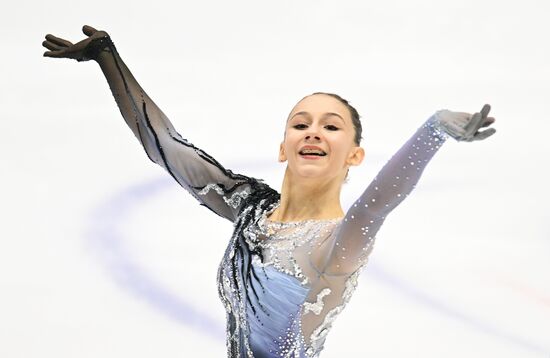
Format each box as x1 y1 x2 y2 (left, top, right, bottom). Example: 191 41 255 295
300 149 326 156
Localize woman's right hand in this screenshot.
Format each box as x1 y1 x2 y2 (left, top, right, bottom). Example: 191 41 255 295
42 25 112 62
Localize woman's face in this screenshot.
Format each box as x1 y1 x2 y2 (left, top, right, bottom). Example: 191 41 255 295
279 94 364 183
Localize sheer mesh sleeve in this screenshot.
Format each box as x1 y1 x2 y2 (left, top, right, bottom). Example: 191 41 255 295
321 114 450 274
93 38 259 222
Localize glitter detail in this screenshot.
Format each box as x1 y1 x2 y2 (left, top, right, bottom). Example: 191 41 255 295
197 183 252 209
307 269 363 354
303 288 332 315
426 113 450 141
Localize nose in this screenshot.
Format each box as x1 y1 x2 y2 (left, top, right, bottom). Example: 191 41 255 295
305 124 322 141
305 134 321 141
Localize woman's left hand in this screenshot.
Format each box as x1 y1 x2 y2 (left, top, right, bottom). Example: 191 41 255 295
435 104 496 142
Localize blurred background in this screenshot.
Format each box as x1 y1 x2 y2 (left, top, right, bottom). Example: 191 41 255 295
1 0 549 356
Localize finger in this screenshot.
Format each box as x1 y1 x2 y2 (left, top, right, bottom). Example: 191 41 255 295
45 34 72 47
43 50 63 58
473 127 496 141
479 117 495 128
480 104 491 119
42 40 62 51
83 25 98 36
464 112 483 136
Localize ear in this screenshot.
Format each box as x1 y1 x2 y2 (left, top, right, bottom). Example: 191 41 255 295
278 142 287 162
346 146 365 166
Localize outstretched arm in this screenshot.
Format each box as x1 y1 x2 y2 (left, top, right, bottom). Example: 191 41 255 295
43 25 261 222
320 106 496 275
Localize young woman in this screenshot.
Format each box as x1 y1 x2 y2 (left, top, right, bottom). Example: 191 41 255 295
42 25 496 358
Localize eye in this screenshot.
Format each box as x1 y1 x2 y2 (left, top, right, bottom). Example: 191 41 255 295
293 124 308 129
325 125 339 131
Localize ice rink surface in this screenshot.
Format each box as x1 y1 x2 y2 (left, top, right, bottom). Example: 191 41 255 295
1 0 549 356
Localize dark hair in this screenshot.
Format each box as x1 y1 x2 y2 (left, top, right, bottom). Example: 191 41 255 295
310 92 363 145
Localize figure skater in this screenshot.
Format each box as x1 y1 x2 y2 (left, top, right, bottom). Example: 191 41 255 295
42 25 497 358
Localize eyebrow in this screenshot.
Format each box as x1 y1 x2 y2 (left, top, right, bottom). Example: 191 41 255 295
289 111 346 124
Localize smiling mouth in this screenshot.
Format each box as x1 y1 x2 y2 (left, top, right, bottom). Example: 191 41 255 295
298 150 327 157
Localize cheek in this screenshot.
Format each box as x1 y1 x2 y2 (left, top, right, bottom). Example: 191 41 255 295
280 140 293 158
329 143 356 165
328 133 352 153
283 132 300 148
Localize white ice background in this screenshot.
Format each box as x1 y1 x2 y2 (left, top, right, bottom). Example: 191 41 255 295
1 0 549 357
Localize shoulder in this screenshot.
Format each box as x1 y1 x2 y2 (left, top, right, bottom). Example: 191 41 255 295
248 178 280 206
233 178 279 226
236 177 279 213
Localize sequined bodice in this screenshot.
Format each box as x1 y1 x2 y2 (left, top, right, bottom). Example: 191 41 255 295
253 203 343 287
218 199 365 357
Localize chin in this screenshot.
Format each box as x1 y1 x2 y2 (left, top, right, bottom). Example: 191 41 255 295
293 167 331 179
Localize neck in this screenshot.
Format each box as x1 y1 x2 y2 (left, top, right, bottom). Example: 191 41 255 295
270 167 345 222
